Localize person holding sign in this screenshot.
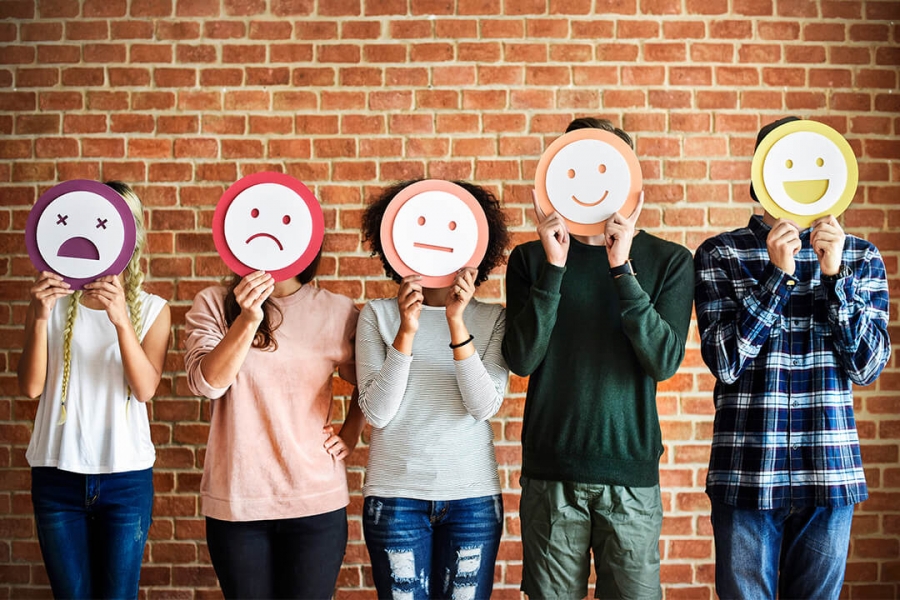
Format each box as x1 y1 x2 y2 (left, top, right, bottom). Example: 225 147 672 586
502 118 694 599
694 117 891 599
183 173 363 599
19 180 171 599
355 179 510 600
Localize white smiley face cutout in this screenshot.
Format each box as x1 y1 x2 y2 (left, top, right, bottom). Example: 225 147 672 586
752 120 858 228
380 180 489 288
213 173 324 282
535 129 642 236
26 180 137 290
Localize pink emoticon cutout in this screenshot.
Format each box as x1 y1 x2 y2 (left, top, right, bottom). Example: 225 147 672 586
380 180 489 288
25 180 137 290
535 128 642 236
213 173 324 282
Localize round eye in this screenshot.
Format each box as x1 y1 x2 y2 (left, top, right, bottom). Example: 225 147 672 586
417 216 426 226
598 164 607 174
448 221 457 231
816 157 824 167
251 208 260 218
282 215 291 225
567 169 575 179
785 160 793 169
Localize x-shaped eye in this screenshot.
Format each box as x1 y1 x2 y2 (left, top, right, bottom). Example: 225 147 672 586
96 218 108 229
56 214 68 225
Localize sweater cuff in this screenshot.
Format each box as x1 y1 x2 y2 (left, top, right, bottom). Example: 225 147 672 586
535 262 566 295
613 271 644 301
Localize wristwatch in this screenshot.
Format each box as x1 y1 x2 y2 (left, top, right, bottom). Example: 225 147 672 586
821 264 851 282
609 260 635 278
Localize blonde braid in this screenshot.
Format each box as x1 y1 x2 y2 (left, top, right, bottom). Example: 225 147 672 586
104 181 147 416
58 291 82 425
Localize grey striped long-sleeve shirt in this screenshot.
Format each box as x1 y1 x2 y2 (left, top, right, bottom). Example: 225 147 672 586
356 298 508 500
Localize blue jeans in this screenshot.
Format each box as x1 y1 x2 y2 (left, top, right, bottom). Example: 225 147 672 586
363 495 503 600
31 466 154 600
710 500 854 600
205 508 348 599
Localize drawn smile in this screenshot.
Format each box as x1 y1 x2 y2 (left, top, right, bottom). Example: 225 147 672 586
571 189 609 207
782 179 830 204
245 232 284 251
413 242 453 253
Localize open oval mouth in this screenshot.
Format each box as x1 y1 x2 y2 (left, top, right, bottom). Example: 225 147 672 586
245 232 284 251
57 236 100 260
571 189 609 207
782 179 830 204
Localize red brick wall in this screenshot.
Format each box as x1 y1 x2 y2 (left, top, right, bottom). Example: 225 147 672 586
2 1 898 598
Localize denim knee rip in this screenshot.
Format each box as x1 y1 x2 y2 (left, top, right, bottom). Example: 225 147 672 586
386 549 427 600
439 545 482 600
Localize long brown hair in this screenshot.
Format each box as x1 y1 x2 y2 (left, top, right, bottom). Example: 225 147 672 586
222 250 322 351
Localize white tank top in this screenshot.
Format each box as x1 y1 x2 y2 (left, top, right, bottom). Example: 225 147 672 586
26 291 167 474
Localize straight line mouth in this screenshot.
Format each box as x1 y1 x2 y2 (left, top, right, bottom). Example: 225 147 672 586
413 242 453 253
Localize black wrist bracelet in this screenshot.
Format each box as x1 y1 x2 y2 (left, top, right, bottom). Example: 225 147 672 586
449 334 474 349
609 260 635 278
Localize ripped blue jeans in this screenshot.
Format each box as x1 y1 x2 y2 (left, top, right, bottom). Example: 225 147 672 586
363 495 503 600
31 466 153 599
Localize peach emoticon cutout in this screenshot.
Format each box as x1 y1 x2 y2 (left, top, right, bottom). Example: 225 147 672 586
213 172 324 282
26 180 137 290
380 180 489 288
535 128 642 236
751 120 858 229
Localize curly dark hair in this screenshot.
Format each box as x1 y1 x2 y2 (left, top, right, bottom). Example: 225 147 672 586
222 250 322 351
361 180 509 286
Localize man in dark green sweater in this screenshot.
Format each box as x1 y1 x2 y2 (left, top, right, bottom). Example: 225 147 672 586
502 118 694 599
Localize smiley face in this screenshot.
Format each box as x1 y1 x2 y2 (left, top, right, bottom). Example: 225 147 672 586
380 180 489 287
535 129 642 236
213 173 324 282
26 180 137 290
751 120 858 228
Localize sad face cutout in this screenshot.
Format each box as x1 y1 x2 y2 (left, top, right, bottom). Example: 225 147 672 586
380 180 489 288
26 180 137 290
535 128 642 236
213 173 324 282
751 120 858 228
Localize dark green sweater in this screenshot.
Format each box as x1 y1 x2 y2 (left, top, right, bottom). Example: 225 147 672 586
502 232 694 487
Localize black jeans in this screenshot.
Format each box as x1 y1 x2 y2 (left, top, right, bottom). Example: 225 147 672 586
205 508 347 599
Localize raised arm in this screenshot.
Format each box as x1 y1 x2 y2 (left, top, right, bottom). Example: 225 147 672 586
824 244 891 385
18 272 73 399
455 308 509 421
618 247 694 382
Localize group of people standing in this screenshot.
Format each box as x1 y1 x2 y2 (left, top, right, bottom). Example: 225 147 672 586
19 116 890 600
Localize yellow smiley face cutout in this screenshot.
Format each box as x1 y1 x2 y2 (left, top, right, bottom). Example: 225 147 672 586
751 120 858 228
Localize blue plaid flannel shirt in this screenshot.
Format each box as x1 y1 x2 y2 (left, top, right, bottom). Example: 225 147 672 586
695 216 891 509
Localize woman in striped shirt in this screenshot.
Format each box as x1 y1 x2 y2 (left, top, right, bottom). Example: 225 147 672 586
356 180 510 600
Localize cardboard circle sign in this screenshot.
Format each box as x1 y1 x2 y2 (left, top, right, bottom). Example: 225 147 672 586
213 172 324 282
379 180 490 288
535 128 642 236
751 120 858 229
25 180 137 290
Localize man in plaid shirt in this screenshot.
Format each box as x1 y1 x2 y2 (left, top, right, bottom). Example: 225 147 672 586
694 117 891 600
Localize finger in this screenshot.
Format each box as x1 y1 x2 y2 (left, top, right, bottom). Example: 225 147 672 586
532 189 548 223
626 191 645 225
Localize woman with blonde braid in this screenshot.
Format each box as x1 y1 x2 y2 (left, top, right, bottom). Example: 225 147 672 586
18 181 171 599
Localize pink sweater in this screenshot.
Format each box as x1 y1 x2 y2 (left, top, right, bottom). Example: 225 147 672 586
184 284 358 522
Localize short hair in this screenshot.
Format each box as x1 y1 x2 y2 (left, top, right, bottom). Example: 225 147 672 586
361 180 509 286
750 116 801 202
565 117 634 150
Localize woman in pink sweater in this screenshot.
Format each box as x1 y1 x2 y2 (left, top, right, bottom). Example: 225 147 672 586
183 254 363 599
